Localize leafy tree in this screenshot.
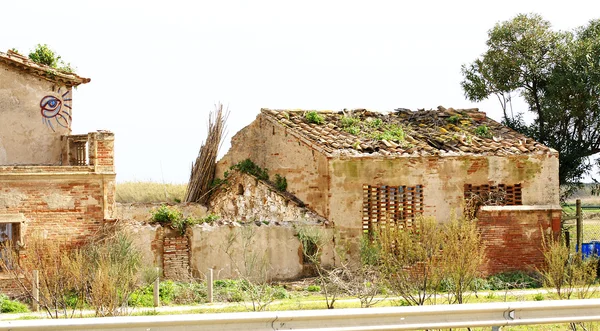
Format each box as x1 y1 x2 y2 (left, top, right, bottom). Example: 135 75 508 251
28 44 74 73
461 14 600 194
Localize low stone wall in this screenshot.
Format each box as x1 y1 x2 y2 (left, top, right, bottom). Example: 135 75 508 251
477 205 561 275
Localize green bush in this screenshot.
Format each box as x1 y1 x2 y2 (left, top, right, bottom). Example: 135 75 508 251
231 159 269 181
0 295 29 313
151 205 183 224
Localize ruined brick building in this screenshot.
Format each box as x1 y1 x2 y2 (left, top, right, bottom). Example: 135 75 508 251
0 50 115 292
216 107 562 274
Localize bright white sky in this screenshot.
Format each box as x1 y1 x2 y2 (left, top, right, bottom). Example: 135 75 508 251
2 0 599 183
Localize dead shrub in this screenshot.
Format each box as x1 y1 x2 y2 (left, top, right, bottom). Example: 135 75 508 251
540 235 598 300
0 227 143 318
439 216 487 304
378 216 443 306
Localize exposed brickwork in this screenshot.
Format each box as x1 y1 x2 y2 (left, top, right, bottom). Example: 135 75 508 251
0 178 107 245
163 236 190 280
477 206 561 275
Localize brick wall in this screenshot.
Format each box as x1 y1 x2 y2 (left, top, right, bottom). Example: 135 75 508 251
477 205 561 275
163 236 190 280
0 177 107 244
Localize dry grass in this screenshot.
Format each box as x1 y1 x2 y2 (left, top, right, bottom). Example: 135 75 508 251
116 181 187 203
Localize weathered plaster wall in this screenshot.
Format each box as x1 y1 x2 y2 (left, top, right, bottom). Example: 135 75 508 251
209 172 326 223
328 154 558 232
125 221 335 281
189 224 333 280
0 62 71 165
216 114 330 217
478 205 561 275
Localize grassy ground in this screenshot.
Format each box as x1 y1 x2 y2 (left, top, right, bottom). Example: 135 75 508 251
116 181 187 203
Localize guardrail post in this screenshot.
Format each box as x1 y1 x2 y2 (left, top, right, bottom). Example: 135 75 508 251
207 268 213 303
492 326 502 331
32 270 39 312
576 199 582 254
153 267 160 307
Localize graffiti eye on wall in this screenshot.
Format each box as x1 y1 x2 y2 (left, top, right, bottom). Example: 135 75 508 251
40 88 72 132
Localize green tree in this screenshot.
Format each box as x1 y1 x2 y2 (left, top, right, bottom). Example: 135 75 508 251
461 14 600 193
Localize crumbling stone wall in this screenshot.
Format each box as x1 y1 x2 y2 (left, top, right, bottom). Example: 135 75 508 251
209 171 326 224
216 114 330 218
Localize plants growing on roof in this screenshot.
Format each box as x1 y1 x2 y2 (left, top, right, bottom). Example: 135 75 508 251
27 44 74 73
367 118 383 128
474 124 492 138
371 124 406 142
305 111 324 125
447 115 461 124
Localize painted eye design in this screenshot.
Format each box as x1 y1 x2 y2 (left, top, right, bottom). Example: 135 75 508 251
40 88 72 132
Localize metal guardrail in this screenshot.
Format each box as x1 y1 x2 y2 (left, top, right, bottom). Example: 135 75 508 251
1 299 600 331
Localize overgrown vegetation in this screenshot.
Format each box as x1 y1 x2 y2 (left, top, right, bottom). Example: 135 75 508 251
26 44 74 73
214 159 288 193
151 205 220 235
305 111 324 125
474 124 492 138
274 174 287 192
370 124 406 142
0 294 29 313
0 227 144 318
540 236 598 300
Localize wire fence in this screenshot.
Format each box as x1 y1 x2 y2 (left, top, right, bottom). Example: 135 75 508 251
563 201 600 256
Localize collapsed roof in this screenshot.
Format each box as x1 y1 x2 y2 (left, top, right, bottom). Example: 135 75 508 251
261 106 556 157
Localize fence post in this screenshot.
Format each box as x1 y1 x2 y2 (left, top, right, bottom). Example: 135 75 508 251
153 267 160 308
576 199 582 254
32 270 39 312
207 268 213 303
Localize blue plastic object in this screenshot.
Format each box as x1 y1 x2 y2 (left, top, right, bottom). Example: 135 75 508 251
580 243 595 258
592 241 600 257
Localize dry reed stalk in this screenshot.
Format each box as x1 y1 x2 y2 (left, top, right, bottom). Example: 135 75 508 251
185 103 229 204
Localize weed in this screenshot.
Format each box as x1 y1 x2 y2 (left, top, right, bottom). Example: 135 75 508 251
475 124 492 138
343 126 360 135
306 285 321 292
368 118 382 128
0 295 29 313
447 115 461 124
340 116 360 128
231 159 269 181
533 293 545 301
305 111 324 125
151 205 183 224
274 174 287 192
371 124 405 142
203 213 219 224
